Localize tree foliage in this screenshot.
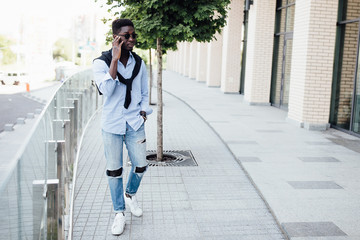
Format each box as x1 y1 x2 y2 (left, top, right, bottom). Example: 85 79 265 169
0 35 16 65
53 38 73 62
99 0 231 51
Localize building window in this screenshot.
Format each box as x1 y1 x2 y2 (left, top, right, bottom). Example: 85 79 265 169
330 0 360 135
239 0 250 94
270 0 295 110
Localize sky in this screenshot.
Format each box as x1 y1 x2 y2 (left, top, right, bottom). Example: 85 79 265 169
0 0 110 40
0 0 115 78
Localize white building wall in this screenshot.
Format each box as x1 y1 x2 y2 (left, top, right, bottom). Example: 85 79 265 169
189 41 198 79
178 42 185 74
244 0 276 104
220 0 243 93
196 42 208 82
288 0 338 130
183 42 191 76
206 32 223 87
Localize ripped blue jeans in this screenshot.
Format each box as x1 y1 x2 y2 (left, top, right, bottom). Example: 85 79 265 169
102 123 148 213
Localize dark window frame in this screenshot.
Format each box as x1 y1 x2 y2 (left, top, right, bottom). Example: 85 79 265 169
330 0 360 137
270 0 295 109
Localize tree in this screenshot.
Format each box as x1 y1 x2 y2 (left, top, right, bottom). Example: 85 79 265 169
0 35 16 65
98 0 231 161
53 38 73 62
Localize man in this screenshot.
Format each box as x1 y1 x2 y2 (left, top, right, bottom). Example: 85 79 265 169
92 19 152 236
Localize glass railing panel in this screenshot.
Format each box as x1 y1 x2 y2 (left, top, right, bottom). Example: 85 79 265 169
0 68 101 240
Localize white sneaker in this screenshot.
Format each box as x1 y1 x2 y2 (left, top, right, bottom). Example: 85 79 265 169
111 212 125 235
124 193 143 217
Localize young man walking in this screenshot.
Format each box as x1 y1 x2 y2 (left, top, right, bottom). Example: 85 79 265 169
92 18 152 235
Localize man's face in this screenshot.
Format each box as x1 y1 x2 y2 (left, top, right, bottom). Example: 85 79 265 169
114 26 136 51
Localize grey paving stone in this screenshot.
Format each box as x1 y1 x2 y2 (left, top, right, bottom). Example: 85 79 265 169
79 209 91 214
94 230 107 236
93 236 106 240
227 140 258 144
305 141 336 145
96 225 109 231
190 199 266 210
256 129 283 133
287 181 343 189
105 232 120 240
26 112 35 119
267 121 286 124
208 120 229 123
85 221 98 226
4 124 14 131
72 231 83 238
203 235 285 240
231 113 253 116
16 118 26 124
238 157 262 162
298 157 340 162
35 108 43 114
282 222 347 237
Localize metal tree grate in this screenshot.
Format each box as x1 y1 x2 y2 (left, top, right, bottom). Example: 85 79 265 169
146 150 198 167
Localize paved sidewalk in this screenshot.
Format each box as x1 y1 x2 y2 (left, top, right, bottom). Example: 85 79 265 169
162 70 360 239
72 76 286 239
73 70 360 240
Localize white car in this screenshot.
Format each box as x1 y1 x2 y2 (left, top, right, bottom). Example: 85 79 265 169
0 71 4 85
5 72 18 85
1 72 27 85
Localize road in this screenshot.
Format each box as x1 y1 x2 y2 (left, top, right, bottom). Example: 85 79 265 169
0 82 61 132
0 93 44 132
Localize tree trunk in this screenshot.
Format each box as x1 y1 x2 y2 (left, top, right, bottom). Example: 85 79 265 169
149 48 153 105
156 38 163 161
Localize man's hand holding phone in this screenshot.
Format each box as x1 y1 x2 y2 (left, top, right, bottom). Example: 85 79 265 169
109 35 124 80
112 36 123 61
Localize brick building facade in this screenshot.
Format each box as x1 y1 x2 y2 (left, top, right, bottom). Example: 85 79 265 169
166 0 360 136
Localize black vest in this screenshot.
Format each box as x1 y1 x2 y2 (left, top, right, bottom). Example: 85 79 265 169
94 49 142 109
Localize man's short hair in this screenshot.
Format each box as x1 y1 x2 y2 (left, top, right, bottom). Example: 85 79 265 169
112 19 134 35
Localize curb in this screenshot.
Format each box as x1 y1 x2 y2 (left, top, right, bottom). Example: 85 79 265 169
22 92 48 104
1 108 43 134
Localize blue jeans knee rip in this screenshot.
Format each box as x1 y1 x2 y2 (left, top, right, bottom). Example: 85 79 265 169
135 165 148 174
133 165 148 178
106 167 123 178
106 165 148 177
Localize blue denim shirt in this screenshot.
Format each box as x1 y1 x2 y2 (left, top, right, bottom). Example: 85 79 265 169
93 52 153 135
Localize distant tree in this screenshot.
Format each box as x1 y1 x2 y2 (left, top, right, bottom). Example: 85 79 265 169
0 35 16 65
53 38 73 62
97 0 231 161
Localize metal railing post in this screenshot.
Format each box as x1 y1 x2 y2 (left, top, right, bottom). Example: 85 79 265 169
32 180 45 240
46 179 59 240
56 141 66 239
